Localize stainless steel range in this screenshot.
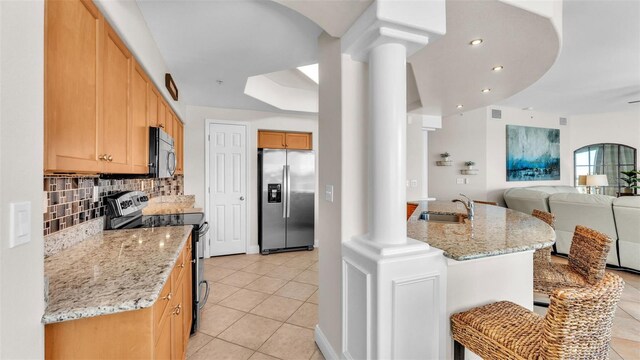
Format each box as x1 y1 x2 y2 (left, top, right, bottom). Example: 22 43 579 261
105 191 209 334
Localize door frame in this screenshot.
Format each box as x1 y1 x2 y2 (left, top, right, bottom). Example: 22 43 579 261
204 119 249 258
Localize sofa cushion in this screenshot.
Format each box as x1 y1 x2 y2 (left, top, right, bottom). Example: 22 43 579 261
503 188 552 214
613 197 640 270
548 193 618 266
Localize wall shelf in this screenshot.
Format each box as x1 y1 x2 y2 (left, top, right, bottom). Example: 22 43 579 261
461 169 479 175
436 160 453 166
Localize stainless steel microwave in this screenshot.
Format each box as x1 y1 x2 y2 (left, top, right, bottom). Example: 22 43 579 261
149 127 176 178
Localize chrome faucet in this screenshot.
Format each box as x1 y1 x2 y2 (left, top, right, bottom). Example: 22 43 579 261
452 193 475 221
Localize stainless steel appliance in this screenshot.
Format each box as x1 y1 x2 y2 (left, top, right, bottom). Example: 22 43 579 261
149 127 176 178
258 149 315 254
105 191 209 335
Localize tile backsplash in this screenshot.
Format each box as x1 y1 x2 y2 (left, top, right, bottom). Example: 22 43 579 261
43 175 183 236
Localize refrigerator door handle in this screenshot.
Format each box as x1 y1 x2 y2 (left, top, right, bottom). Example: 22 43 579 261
286 165 291 218
282 165 287 219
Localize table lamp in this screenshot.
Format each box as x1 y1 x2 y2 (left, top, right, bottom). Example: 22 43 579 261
586 174 608 194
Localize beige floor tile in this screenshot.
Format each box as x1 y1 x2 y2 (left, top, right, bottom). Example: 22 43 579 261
287 302 318 329
619 300 640 320
198 305 245 337
245 276 288 294
204 265 236 282
190 338 254 360
218 258 259 271
208 282 241 305
248 352 279 360
186 332 214 358
242 262 279 275
259 323 316 360
611 337 640 360
220 271 262 287
310 348 326 360
275 281 317 301
257 254 291 265
293 270 318 286
307 261 319 271
612 316 640 342
268 266 305 281
613 270 640 292
620 283 640 303
283 257 317 270
307 290 319 305
251 295 303 322
204 256 233 267
219 288 270 312
609 346 623 360
218 313 283 350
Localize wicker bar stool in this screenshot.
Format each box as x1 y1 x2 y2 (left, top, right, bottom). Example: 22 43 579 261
532 209 556 265
451 272 625 360
534 225 612 297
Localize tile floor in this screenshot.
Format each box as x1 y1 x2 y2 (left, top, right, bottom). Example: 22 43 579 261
533 256 640 360
188 250 640 360
188 249 323 360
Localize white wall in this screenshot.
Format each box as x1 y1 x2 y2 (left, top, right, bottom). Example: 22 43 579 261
0 1 45 358
406 116 424 201
183 105 318 253
570 110 640 169
95 0 186 118
428 107 488 202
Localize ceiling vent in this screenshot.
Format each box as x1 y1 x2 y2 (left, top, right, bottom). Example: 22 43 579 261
491 109 502 119
559 117 568 126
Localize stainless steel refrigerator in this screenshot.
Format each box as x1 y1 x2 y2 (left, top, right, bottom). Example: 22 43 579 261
258 149 315 254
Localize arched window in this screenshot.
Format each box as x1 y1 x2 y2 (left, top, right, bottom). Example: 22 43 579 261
574 144 637 196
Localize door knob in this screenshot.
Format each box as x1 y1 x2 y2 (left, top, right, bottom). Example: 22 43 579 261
240 196 245 201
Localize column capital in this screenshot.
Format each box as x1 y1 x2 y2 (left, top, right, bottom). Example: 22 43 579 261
341 0 446 62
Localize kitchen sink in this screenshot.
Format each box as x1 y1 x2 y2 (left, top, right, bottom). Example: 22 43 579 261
418 211 465 224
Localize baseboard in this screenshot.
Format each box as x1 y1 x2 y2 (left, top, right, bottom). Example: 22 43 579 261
315 325 340 360
247 245 260 254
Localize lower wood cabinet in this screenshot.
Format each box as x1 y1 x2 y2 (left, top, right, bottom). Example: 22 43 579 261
45 236 193 360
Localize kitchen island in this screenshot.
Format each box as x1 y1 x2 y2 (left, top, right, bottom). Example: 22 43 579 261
407 201 555 359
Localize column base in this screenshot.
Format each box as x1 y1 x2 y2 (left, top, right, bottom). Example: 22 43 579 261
342 236 447 359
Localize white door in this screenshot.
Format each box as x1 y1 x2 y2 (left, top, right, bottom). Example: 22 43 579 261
209 123 247 256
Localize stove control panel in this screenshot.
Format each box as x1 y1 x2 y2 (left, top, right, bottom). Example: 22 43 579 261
107 191 149 217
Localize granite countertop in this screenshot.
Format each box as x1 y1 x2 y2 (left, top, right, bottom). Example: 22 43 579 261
142 194 202 215
407 201 555 261
42 226 192 324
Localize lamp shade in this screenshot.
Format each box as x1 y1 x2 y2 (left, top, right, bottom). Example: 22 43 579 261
586 174 608 186
578 175 587 185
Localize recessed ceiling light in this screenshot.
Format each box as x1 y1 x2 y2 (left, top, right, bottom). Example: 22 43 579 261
456 104 464 109
481 88 491 93
469 39 483 46
216 80 223 85
492 65 504 71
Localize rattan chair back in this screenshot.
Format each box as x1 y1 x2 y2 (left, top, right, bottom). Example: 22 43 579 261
568 225 612 284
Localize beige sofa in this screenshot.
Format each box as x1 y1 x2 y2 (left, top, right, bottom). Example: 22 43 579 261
503 186 640 271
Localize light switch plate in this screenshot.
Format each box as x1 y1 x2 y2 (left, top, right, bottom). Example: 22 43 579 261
456 178 464 184
9 201 31 248
325 185 334 203
410 180 418 188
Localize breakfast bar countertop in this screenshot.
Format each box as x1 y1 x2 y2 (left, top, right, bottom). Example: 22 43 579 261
407 201 555 261
42 225 192 324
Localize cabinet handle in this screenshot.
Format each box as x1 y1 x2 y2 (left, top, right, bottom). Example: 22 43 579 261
107 155 113 162
173 304 181 315
98 154 106 161
179 262 185 269
159 124 164 128
162 292 172 301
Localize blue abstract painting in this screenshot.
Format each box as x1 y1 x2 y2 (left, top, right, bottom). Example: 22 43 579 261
506 125 560 181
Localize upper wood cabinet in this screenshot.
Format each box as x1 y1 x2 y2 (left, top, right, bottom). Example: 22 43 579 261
148 87 159 128
102 22 133 173
174 118 184 175
45 0 103 173
131 62 149 174
285 132 312 150
258 131 312 150
158 101 167 131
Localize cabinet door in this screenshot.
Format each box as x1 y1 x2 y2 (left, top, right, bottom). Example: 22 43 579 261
131 62 149 174
102 22 132 173
158 100 167 130
285 132 312 150
175 118 184 174
182 240 192 342
171 279 186 360
45 0 102 173
258 131 286 149
154 313 172 360
148 87 159 128
166 109 175 140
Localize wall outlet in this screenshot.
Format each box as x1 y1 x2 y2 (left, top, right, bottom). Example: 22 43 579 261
9 201 31 248
456 178 464 184
325 185 334 203
410 180 418 188
92 186 99 202
43 191 48 213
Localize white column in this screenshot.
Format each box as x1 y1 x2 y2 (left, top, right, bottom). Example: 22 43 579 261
368 42 408 245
